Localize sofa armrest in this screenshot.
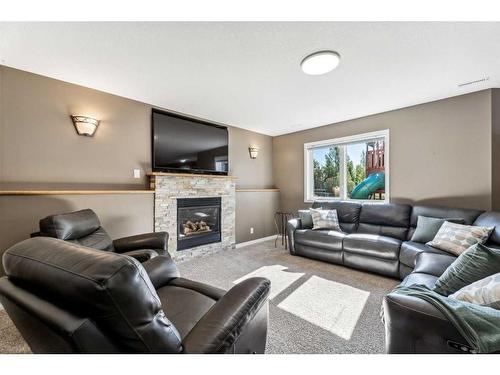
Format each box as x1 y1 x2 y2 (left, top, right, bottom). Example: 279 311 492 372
141 255 180 289
383 292 471 353
121 249 158 263
182 277 270 354
414 252 456 277
168 277 226 301
286 218 302 255
113 232 168 255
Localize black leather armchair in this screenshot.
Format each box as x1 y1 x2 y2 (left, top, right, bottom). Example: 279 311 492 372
0 237 270 354
38 208 168 262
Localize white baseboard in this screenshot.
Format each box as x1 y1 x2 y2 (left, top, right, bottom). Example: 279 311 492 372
235 235 276 249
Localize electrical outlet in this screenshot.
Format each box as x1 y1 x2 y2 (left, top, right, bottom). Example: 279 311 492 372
250 227 254 234
133 169 141 179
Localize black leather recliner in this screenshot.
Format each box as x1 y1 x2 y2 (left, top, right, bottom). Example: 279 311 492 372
37 208 168 262
0 237 270 353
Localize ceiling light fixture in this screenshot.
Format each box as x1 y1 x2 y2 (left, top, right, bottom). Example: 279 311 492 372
301 51 340 76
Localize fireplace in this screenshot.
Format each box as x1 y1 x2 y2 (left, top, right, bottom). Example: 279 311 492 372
177 197 221 251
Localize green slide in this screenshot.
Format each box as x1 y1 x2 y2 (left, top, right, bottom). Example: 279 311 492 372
350 172 385 199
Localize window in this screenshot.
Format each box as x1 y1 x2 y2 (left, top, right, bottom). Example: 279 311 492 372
304 130 389 202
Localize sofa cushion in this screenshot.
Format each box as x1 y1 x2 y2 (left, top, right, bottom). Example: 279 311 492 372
407 205 483 240
474 211 500 248
399 241 450 268
411 216 464 243
449 272 500 309
298 210 314 229
310 208 341 231
434 243 500 296
399 272 438 289
357 203 411 240
157 285 216 339
294 229 346 252
413 252 457 277
427 221 494 256
343 233 402 260
312 201 361 233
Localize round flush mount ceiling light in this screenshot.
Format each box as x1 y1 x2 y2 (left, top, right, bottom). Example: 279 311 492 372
301 50 340 75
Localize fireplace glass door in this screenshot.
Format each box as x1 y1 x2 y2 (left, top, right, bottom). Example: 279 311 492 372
177 197 221 250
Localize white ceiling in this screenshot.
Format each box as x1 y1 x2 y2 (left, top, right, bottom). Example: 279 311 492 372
1 22 499 136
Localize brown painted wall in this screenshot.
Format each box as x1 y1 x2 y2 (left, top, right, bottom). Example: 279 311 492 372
273 90 493 214
0 66 277 273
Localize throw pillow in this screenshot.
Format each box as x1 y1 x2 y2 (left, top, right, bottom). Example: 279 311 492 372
449 272 500 310
433 243 500 296
426 221 493 256
309 208 341 231
411 216 465 243
298 210 314 229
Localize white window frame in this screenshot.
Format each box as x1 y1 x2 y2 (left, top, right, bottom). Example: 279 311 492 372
304 129 390 203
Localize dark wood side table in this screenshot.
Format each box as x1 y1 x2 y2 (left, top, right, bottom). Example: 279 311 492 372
274 211 294 249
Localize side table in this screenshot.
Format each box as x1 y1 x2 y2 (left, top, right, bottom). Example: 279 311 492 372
274 211 294 249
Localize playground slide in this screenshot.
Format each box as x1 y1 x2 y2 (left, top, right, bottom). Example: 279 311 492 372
350 172 385 199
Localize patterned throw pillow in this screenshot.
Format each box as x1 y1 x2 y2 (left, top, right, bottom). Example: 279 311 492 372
449 272 500 310
426 221 493 256
411 216 464 243
309 208 341 231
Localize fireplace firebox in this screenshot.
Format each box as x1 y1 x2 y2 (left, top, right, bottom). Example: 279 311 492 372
177 197 221 250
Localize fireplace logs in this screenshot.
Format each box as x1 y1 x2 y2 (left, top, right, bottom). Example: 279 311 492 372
182 220 211 235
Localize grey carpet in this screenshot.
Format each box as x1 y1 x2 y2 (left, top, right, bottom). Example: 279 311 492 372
0 240 398 354
177 240 398 353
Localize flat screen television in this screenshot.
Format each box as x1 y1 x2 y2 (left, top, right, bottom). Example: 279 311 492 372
152 109 229 175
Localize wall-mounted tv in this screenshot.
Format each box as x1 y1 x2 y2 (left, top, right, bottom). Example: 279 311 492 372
152 109 229 175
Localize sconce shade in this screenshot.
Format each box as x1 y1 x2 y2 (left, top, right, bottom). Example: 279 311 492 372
248 146 259 159
71 115 100 136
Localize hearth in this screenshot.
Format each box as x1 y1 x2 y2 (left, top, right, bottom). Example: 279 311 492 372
177 197 221 250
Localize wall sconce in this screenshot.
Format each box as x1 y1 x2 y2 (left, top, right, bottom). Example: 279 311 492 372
71 115 100 136
248 146 259 159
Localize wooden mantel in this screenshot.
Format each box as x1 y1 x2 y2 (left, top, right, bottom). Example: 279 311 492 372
147 172 238 179
0 190 154 196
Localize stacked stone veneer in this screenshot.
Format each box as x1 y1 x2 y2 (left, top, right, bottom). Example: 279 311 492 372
152 174 236 261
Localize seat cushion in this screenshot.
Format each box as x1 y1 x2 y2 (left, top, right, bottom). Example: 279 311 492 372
399 272 439 289
294 229 346 252
399 241 450 268
157 285 217 339
343 233 402 260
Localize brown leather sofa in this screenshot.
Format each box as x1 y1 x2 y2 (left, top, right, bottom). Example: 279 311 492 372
0 237 270 354
287 201 500 353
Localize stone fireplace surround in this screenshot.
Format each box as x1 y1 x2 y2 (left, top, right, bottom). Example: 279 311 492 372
150 172 236 261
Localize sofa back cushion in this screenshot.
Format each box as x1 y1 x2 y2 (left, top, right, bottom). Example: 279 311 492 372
2 237 183 353
474 211 500 249
39 209 114 251
312 201 361 233
407 205 483 240
357 203 411 240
